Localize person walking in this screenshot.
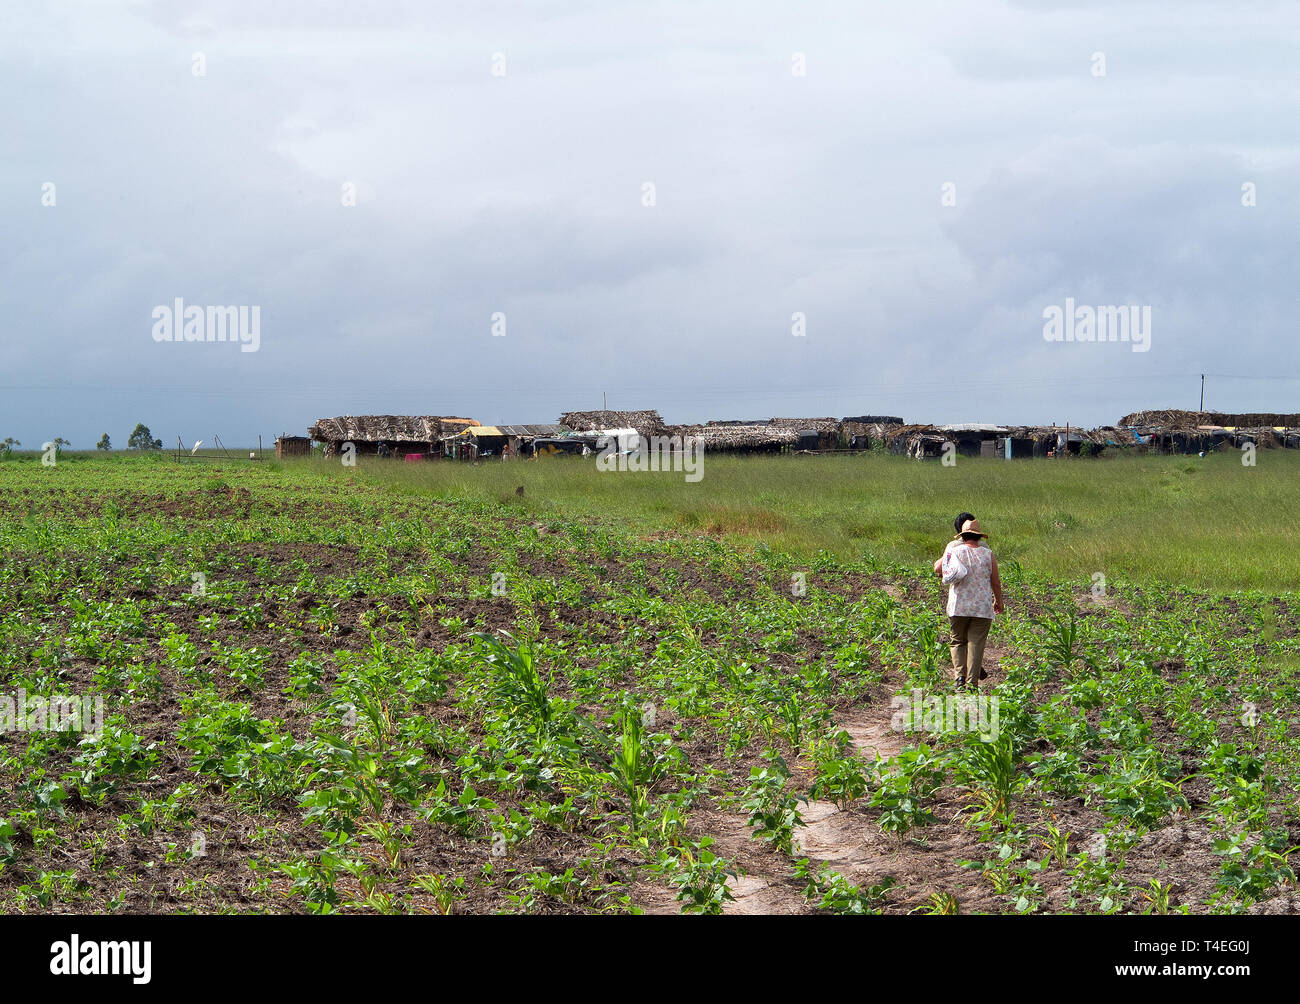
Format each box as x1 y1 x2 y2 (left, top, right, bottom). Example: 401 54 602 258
939 519 1004 691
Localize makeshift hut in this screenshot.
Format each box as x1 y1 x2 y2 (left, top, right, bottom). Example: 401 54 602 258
840 417 904 451
497 424 572 458
558 410 666 443
882 425 935 457
666 423 797 454
274 435 311 459
308 415 479 458
842 414 904 425
445 426 507 460
936 424 1009 458
447 423 573 460
1120 408 1300 429
1119 408 1298 453
907 432 950 460
533 438 588 458
768 417 842 451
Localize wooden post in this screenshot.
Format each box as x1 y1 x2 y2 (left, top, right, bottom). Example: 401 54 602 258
258 435 263 460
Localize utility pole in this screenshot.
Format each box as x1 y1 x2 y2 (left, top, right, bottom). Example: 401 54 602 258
1200 374 1205 412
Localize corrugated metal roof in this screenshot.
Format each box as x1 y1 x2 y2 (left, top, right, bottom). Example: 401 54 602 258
495 424 570 436
454 424 573 438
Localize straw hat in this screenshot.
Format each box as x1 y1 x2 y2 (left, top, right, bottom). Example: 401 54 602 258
954 519 988 540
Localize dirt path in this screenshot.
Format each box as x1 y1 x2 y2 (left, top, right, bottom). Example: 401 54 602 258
783 664 1013 913
644 653 1016 915
714 693 917 914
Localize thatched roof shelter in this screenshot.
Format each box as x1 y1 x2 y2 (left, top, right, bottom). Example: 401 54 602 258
308 415 479 445
1001 425 1110 445
768 417 840 432
840 418 903 449
559 410 666 440
767 417 842 449
274 435 312 459
665 423 797 452
1119 408 1300 428
842 414 904 425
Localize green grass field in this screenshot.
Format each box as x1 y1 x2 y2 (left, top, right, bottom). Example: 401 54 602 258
13 447 1293 589
336 448 1294 591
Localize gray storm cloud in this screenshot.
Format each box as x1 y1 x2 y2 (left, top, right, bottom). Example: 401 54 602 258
2 0 1297 446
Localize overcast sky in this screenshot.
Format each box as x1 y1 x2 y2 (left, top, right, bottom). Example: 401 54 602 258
3 0 1298 447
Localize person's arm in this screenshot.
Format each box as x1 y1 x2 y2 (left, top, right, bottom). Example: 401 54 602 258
934 541 951 576
991 555 1004 614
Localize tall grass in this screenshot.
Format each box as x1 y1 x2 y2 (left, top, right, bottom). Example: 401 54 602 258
204 450 1300 589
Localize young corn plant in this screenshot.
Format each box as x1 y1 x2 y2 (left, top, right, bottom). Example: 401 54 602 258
915 890 960 915
910 620 946 689
610 710 650 833
1040 612 1089 677
1140 878 1174 915
471 631 553 729
1040 822 1071 869
956 732 1023 829
410 873 467 915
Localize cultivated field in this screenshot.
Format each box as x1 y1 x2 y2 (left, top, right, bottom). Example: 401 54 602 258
1 452 1297 914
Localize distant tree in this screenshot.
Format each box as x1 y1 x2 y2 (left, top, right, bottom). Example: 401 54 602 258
96 433 111 451
127 423 163 451
1 437 18 453
51 437 70 456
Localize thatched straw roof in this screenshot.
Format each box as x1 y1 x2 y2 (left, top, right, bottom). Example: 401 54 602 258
842 414 904 425
887 423 938 438
768 417 840 432
558 410 666 439
841 419 903 443
665 424 798 451
1001 425 1111 444
308 415 479 443
1119 409 1300 429
1243 428 1282 448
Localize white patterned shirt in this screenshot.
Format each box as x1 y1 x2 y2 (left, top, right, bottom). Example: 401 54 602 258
944 544 996 619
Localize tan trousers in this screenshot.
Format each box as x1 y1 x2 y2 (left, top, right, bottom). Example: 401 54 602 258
949 616 992 685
